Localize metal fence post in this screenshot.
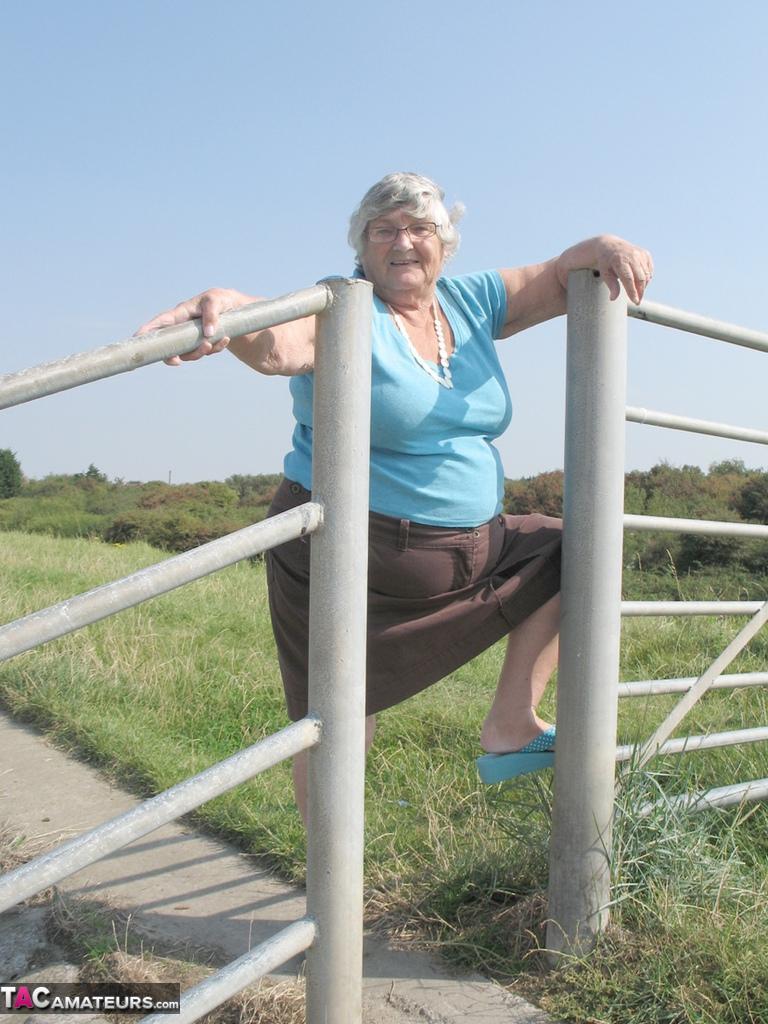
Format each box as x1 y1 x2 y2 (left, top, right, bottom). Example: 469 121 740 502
305 277 372 1024
546 269 627 958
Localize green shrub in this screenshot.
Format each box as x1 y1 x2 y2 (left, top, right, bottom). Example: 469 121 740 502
26 512 105 539
226 473 282 504
137 481 238 512
104 507 259 552
737 472 768 524
0 449 23 498
504 470 563 516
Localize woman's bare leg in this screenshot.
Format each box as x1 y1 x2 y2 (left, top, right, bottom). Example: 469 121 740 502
480 594 560 753
292 714 377 826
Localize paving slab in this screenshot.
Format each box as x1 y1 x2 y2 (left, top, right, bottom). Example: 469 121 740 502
0 712 559 1023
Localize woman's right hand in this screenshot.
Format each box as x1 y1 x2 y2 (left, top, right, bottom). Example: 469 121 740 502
134 287 260 365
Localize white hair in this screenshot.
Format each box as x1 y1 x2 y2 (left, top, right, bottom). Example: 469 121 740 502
348 172 464 271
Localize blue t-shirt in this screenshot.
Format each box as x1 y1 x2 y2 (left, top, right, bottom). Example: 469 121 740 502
283 269 512 526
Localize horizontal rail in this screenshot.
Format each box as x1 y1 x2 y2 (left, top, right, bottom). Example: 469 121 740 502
618 672 768 697
0 716 321 914
625 406 768 446
637 778 768 817
0 285 331 410
617 726 768 762
141 917 317 1024
628 299 768 354
140 917 315 1024
621 601 764 616
636 603 768 773
0 503 322 663
624 514 768 539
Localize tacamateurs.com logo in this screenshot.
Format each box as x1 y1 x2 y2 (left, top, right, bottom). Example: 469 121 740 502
0 982 180 1014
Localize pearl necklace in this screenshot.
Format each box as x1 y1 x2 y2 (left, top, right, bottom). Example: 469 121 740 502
388 302 453 389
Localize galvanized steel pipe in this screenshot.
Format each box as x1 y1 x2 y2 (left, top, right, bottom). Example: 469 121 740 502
0 717 321 914
637 778 768 817
618 672 768 697
624 514 768 539
0 286 331 410
628 299 768 354
0 504 322 663
304 277 372 1024
616 726 768 762
621 601 764 617
625 406 768 446
634 601 768 772
141 917 317 1024
546 270 627 958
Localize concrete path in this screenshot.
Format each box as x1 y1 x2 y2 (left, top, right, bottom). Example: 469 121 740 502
0 712 559 1023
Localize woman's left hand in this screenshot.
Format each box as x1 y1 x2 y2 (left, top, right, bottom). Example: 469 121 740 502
557 234 654 305
590 234 654 304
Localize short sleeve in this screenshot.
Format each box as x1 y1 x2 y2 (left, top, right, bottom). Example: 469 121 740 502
439 270 507 339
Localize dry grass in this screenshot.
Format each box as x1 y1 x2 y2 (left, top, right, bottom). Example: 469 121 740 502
0 822 30 873
80 946 307 1024
0 822 57 905
1 827 307 1024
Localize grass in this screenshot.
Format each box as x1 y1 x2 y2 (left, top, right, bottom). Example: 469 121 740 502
1 530 768 1022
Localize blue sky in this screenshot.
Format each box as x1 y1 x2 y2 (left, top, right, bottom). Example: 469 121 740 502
2 0 766 483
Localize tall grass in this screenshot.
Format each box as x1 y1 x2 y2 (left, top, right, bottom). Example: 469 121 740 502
1 530 768 1022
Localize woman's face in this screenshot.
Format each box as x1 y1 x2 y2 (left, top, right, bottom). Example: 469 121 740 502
360 208 445 301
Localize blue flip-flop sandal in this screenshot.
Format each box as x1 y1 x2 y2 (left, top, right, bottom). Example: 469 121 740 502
476 727 556 784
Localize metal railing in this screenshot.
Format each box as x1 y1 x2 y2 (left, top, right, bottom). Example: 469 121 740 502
0 277 373 1024
547 270 768 958
4 266 766 995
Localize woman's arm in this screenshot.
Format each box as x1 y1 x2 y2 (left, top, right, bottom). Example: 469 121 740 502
497 235 654 338
135 287 316 375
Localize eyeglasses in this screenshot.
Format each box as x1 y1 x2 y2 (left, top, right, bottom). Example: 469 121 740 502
366 222 440 244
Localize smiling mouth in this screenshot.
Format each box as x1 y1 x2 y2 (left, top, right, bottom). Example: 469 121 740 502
390 259 419 266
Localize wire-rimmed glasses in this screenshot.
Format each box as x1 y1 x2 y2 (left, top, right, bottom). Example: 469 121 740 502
367 222 439 244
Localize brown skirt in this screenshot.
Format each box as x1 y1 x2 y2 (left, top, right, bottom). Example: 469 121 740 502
265 478 562 721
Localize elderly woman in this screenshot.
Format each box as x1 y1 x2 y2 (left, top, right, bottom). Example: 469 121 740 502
138 172 653 820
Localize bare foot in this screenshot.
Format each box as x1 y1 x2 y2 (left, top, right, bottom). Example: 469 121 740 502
480 714 554 754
